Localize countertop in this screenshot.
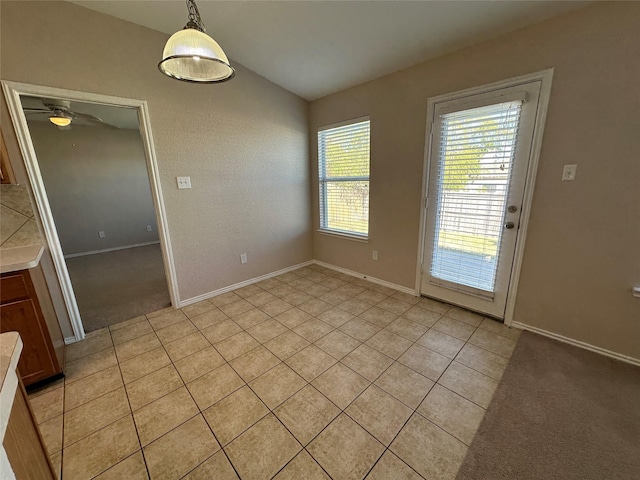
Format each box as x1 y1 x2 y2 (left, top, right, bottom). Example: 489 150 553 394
0 244 45 273
1 184 45 273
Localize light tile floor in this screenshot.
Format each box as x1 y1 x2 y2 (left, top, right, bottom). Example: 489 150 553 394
29 265 521 480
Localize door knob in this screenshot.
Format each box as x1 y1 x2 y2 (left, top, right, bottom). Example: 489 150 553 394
504 222 515 229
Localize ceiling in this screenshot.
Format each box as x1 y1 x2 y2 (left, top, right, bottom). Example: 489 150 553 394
21 95 140 130
71 1 591 101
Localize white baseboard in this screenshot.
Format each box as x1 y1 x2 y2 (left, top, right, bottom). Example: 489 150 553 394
313 260 417 297
64 241 161 259
511 321 640 367
65 255 638 368
178 260 315 307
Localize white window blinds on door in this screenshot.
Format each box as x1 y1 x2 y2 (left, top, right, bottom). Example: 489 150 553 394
430 100 522 294
318 119 370 237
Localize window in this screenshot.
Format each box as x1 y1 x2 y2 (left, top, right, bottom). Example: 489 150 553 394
318 118 370 238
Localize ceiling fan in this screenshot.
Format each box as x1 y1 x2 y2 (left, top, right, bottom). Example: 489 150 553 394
23 99 117 128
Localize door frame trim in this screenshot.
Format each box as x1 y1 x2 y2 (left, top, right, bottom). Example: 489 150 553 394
414 69 554 325
2 81 180 342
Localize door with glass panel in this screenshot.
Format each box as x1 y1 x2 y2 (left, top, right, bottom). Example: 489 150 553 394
421 82 541 318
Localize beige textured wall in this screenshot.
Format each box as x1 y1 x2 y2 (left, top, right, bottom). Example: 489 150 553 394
310 3 640 359
1 1 311 314
27 122 160 255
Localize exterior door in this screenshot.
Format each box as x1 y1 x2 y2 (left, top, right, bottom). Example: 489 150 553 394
421 81 542 318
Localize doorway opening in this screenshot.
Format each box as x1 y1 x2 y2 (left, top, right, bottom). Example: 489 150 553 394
3 81 179 341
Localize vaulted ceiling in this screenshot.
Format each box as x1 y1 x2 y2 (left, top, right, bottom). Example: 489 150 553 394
72 1 591 100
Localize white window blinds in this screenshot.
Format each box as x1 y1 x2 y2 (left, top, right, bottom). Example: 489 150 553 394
430 101 522 294
318 119 370 237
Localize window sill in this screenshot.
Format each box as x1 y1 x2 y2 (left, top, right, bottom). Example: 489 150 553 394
317 229 369 243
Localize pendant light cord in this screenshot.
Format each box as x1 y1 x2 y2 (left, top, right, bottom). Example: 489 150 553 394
184 0 206 33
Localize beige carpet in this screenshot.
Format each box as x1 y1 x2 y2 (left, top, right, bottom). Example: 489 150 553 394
66 244 171 332
456 331 640 480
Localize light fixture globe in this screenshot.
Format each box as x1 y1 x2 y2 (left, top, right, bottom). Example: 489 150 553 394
49 111 72 127
158 0 235 83
159 28 235 83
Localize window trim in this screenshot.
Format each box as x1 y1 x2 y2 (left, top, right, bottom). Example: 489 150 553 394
317 116 371 240
317 229 370 243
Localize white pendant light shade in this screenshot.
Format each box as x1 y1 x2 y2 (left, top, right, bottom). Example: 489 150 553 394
159 29 234 82
158 0 235 83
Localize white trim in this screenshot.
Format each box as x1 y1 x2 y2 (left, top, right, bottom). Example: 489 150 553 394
63 241 160 259
318 115 370 132
415 69 554 325
1 81 180 343
436 90 528 115
313 260 417 297
64 336 78 345
503 70 554 326
512 321 640 367
317 229 369 243
178 260 314 307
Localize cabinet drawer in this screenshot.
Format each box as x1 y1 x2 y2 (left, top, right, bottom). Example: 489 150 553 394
1 273 29 304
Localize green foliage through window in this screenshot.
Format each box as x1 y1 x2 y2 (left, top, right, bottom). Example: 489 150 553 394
318 119 370 236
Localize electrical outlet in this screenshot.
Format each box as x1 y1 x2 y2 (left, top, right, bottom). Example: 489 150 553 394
240 253 248 264
146 225 152 232
98 231 106 238
372 250 379 261
562 164 577 181
177 176 192 189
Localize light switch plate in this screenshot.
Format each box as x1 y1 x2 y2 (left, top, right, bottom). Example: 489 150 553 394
562 165 577 181
177 176 192 189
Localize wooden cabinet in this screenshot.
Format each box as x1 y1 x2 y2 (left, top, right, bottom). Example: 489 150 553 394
0 270 62 386
3 378 56 479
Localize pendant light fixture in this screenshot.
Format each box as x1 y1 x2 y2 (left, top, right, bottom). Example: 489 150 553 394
158 0 235 83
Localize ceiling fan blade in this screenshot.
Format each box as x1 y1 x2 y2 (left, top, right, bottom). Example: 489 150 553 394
23 108 52 113
72 111 101 122
73 112 118 129
69 112 118 128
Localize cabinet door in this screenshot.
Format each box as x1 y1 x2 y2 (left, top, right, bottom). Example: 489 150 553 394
0 299 59 385
3 381 56 479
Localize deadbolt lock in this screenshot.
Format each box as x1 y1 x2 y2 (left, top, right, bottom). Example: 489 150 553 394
508 205 518 213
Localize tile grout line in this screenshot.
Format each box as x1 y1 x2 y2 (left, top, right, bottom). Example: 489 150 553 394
59 376 66 480
177 358 244 480
137 324 211 478
238 288 414 476
53 265 516 479
59 320 146 479
111 321 153 480
107 324 150 478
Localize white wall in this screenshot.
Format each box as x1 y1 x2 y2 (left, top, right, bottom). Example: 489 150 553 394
1 1 311 337
27 121 159 256
310 2 640 360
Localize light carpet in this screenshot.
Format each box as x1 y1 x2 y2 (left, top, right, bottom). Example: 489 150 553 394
456 331 640 480
66 244 171 332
